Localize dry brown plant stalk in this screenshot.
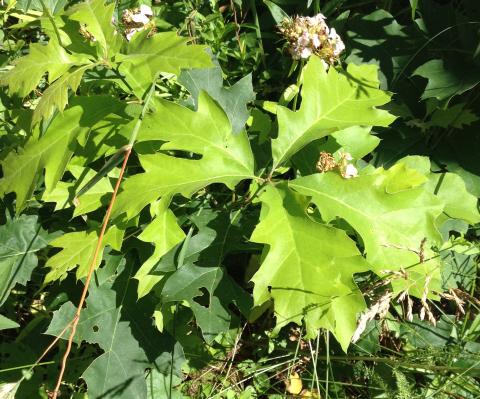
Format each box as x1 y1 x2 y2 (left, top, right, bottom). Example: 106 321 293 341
49 147 132 399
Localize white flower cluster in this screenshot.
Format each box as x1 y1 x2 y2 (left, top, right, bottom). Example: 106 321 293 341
122 4 154 41
279 13 345 63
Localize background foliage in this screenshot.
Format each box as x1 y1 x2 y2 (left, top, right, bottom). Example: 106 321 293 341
0 0 480 398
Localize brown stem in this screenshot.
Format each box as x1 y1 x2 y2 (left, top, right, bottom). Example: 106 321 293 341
50 147 132 399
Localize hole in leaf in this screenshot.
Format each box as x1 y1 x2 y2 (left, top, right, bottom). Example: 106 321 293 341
92 325 99 332
193 287 211 308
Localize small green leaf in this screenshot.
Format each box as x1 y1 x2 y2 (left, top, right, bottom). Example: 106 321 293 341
263 0 289 24
66 0 121 59
32 64 94 124
44 226 123 282
427 172 480 225
428 103 479 129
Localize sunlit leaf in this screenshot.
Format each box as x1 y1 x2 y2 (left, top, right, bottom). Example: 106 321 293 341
113 92 255 219
250 184 369 350
272 56 395 168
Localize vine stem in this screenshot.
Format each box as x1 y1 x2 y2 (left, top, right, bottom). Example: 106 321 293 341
50 76 158 398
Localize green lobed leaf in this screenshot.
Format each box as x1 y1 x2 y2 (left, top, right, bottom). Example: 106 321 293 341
427 103 479 129
162 262 251 343
66 0 121 59
413 59 480 102
290 161 446 297
0 215 50 305
250 184 370 351
118 31 213 98
398 156 480 225
427 172 480 225
32 64 95 125
45 258 149 399
113 92 255 219
135 196 186 298
0 40 89 98
158 209 253 342
179 63 255 134
0 96 128 213
42 164 114 217
44 226 123 283
272 56 395 169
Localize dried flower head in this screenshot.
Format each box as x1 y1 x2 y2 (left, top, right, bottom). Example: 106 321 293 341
352 291 392 343
316 151 359 179
79 24 96 41
316 151 337 172
278 14 345 64
419 275 436 325
122 5 155 41
440 288 465 316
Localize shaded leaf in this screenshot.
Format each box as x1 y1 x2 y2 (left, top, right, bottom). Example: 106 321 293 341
162 263 251 343
441 245 479 291
0 215 50 305
160 209 252 342
413 59 480 102
428 103 479 129
179 64 255 134
345 9 421 88
45 259 148 399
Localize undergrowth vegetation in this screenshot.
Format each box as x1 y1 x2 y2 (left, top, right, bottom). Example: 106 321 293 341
0 0 479 397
